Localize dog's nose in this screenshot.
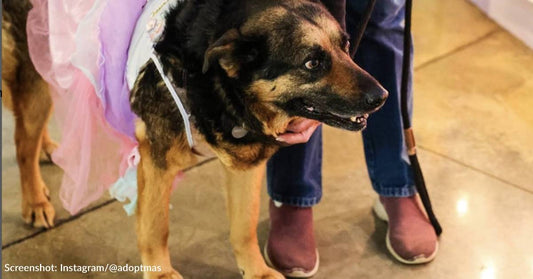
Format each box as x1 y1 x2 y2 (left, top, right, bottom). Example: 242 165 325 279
357 73 388 110
365 86 388 109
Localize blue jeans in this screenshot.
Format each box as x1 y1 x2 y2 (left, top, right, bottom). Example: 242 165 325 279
267 0 415 207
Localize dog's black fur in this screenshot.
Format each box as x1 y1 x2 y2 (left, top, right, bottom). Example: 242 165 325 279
130 0 387 169
131 0 271 168
4 0 389 276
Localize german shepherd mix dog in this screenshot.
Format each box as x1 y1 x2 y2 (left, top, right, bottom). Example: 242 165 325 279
3 0 387 278
2 0 57 228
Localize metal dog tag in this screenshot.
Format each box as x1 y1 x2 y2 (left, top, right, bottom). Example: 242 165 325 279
231 126 248 139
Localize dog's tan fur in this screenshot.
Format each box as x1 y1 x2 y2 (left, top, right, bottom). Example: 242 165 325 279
135 121 197 278
4 1 386 279
135 124 281 279
133 4 348 279
2 0 57 228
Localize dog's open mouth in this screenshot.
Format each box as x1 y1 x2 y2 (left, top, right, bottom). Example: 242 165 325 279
285 98 371 131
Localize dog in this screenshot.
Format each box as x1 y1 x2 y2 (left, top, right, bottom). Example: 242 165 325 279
4 0 387 278
2 0 57 229
130 0 386 278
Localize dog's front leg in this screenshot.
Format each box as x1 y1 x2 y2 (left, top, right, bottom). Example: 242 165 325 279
223 162 284 279
136 140 183 279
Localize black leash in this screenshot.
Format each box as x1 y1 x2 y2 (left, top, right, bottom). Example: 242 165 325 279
350 0 443 236
349 0 376 57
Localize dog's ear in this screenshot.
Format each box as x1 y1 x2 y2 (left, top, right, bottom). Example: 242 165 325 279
202 29 241 78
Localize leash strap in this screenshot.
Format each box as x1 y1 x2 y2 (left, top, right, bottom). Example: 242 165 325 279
351 0 443 235
400 0 442 235
150 52 195 148
349 0 376 57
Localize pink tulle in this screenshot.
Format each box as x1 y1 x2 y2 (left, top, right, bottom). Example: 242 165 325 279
27 0 139 214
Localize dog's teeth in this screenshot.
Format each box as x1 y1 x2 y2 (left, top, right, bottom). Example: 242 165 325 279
306 106 314 112
350 116 357 122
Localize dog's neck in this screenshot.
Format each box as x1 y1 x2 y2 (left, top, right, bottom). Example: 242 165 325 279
153 0 275 147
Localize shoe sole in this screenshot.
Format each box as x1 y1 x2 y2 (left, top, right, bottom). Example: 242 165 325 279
373 198 439 265
263 242 320 278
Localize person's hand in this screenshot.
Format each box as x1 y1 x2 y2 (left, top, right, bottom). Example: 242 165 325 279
276 118 321 145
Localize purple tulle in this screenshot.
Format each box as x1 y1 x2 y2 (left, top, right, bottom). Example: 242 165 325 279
27 0 146 214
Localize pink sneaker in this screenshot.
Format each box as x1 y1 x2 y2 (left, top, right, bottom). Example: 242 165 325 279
264 200 319 278
373 195 439 264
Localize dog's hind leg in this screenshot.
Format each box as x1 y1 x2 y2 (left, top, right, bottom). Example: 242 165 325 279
3 1 56 228
12 78 56 228
223 163 285 279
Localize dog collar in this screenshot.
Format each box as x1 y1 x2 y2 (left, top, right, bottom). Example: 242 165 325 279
152 51 252 149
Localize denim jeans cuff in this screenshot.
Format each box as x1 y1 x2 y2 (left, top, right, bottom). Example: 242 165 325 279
268 192 321 207
372 183 417 197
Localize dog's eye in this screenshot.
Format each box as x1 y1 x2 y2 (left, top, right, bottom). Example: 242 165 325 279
304 59 320 70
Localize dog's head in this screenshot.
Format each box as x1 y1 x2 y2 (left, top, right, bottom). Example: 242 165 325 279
202 0 388 137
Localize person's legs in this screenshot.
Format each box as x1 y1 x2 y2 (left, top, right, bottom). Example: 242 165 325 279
265 126 322 277
267 125 323 207
267 0 438 275
347 0 438 263
348 0 415 198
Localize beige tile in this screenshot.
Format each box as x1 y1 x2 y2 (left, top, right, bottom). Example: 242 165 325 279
3 0 533 278
3 133 533 279
413 0 499 67
414 30 533 192
314 147 533 279
1 107 213 246
1 108 118 246
1 159 237 279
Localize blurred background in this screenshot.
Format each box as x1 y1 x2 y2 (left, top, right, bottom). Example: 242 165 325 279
2 0 533 278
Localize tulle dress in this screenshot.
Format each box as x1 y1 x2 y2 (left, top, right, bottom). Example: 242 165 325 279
26 0 172 214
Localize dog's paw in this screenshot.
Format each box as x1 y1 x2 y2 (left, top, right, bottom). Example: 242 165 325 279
244 268 284 279
22 186 55 228
144 269 183 279
259 269 285 279
22 199 55 228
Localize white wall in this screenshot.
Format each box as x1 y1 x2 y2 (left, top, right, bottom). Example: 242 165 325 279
470 0 533 49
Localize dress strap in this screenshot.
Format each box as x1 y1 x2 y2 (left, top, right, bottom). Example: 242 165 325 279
150 52 195 148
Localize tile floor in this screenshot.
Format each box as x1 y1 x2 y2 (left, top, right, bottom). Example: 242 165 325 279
2 0 533 278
